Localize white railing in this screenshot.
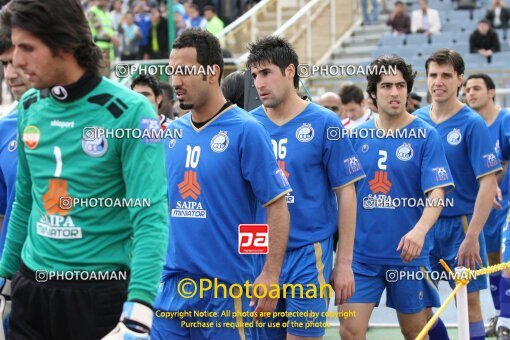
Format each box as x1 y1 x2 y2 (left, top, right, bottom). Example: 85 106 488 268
217 0 274 40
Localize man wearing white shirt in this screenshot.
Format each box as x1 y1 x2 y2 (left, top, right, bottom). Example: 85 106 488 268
411 0 441 35
340 84 375 129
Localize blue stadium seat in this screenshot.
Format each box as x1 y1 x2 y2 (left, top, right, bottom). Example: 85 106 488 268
378 33 405 46
491 51 510 63
404 34 431 45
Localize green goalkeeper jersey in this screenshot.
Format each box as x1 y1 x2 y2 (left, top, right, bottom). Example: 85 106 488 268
0 73 168 305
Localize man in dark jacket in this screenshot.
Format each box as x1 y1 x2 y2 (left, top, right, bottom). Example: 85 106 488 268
470 19 501 61
148 7 169 59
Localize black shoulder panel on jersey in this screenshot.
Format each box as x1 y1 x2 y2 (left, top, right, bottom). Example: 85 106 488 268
88 94 113 106
88 94 128 119
22 95 38 110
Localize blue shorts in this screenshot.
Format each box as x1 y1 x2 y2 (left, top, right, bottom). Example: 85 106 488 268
152 273 257 340
429 215 488 293
255 237 333 339
484 205 508 253
346 261 440 313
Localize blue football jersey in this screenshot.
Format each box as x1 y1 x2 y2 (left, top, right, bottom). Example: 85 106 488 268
352 117 454 265
416 105 501 216
0 111 18 257
251 102 365 249
163 105 291 284
488 109 509 206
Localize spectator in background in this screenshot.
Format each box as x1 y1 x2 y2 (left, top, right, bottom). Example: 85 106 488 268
407 92 422 112
470 19 500 61
159 82 176 119
221 70 245 109
319 92 346 121
118 12 143 61
204 5 224 36
134 0 152 59
186 4 207 28
486 0 510 28
411 0 441 35
361 0 379 25
387 1 411 35
174 11 187 36
173 0 186 17
109 0 123 31
339 84 375 128
148 7 169 59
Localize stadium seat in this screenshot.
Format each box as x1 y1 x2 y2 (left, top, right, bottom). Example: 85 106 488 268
378 33 405 47
404 34 431 45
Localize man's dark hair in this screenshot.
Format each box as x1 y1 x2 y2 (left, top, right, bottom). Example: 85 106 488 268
395 1 404 5
4 0 102 75
339 84 365 105
0 2 12 55
203 5 216 13
159 81 174 101
159 81 175 118
221 70 245 109
479 18 491 26
366 55 416 108
246 36 300 88
131 74 162 97
173 28 223 84
465 73 496 101
425 48 465 76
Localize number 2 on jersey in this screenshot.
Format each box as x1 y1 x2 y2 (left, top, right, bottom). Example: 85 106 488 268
378 150 387 170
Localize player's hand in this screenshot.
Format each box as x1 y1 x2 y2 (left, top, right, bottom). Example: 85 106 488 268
457 234 483 269
397 225 427 263
493 186 503 210
249 271 279 320
331 261 354 306
0 278 12 340
101 301 152 340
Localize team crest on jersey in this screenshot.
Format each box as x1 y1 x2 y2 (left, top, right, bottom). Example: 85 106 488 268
447 128 462 146
344 156 362 175
483 153 498 168
433 167 449 182
7 139 17 152
82 127 108 157
396 142 413 161
210 131 229 152
22 125 40 149
295 123 314 142
362 144 369 152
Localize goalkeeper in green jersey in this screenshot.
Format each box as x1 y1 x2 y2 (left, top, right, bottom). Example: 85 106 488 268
0 1 168 339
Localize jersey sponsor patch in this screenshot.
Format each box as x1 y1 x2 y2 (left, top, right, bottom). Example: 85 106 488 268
344 156 362 174
369 171 392 195
238 224 269 254
295 123 314 142
210 131 229 152
172 170 206 218
171 200 206 218
433 167 449 182
140 118 161 144
396 142 413 161
274 168 290 188
447 128 462 146
22 125 40 149
36 215 82 239
483 153 499 168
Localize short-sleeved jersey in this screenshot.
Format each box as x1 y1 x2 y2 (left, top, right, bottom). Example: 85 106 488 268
251 102 365 249
351 117 454 265
0 111 18 256
0 76 168 305
488 109 509 206
416 105 501 216
164 105 291 284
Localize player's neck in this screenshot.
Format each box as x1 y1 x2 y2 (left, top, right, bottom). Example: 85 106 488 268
56 65 87 87
477 103 500 126
265 92 308 125
191 90 228 123
377 111 414 132
430 99 464 123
